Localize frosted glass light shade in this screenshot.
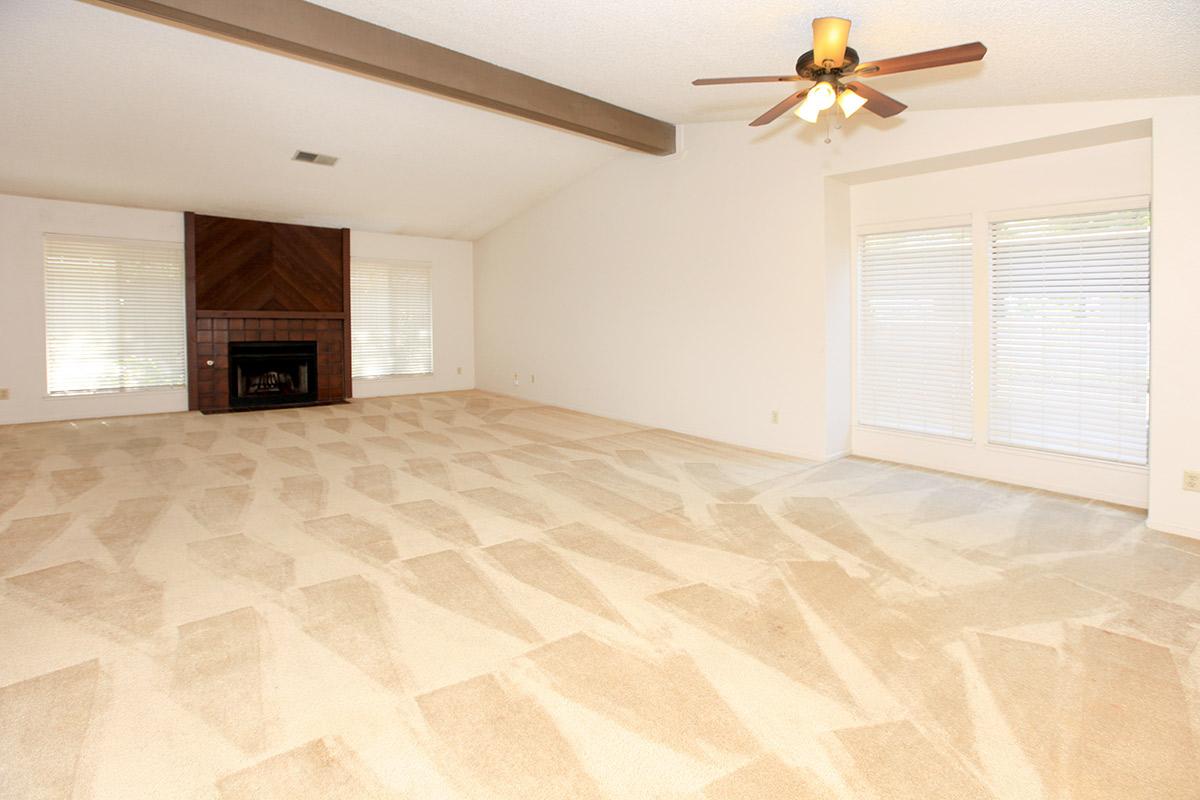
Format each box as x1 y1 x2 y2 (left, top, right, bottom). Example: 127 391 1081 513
807 81 837 110
812 17 851 68
794 99 821 123
838 88 868 118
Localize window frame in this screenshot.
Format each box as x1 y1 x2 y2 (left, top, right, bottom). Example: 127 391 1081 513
852 197 1151 473
349 257 435 381
42 232 187 397
985 194 1152 466
852 214 975 443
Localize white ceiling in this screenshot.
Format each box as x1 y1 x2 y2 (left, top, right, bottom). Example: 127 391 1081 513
1 0 1198 240
0 0 617 240
317 0 1200 122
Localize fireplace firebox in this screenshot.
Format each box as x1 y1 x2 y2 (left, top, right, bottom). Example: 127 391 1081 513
228 341 318 409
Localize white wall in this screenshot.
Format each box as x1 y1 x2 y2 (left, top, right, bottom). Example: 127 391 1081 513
0 193 474 425
474 97 1200 535
1145 102 1200 536
849 138 1153 508
475 122 831 459
349 230 474 398
0 193 188 424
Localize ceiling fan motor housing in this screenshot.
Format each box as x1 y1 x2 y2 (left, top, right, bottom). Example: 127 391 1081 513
796 47 859 81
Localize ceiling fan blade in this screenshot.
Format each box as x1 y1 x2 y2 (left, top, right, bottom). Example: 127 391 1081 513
812 17 852 68
749 89 810 126
844 82 907 118
693 75 804 86
853 42 987 78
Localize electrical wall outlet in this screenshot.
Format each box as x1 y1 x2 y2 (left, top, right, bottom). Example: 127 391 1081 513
512 372 520 386
1184 471 1200 492
456 366 462 375
771 410 779 424
0 388 9 400
530 374 536 384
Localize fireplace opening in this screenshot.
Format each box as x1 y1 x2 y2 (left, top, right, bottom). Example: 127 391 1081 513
229 340 318 409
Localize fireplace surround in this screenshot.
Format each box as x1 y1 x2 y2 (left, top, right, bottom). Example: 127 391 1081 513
186 212 351 412
228 340 317 409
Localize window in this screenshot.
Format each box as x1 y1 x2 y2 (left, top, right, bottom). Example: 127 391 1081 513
44 234 185 395
351 258 433 379
857 225 974 438
989 205 1150 464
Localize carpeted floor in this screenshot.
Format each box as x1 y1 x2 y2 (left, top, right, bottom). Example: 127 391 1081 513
0 390 1197 799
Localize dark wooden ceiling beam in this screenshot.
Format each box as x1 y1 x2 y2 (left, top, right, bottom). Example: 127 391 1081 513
85 0 677 156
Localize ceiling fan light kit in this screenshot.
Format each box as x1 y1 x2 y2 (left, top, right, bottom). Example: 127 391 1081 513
805 81 838 110
836 88 868 118
693 17 986 129
796 100 821 124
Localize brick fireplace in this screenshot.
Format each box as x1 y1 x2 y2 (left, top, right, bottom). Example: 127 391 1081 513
185 213 351 412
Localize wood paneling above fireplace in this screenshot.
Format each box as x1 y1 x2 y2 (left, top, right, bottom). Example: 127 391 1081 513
194 215 345 312
185 212 351 412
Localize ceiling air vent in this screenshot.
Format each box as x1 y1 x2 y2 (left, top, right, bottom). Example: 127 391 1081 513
292 150 338 166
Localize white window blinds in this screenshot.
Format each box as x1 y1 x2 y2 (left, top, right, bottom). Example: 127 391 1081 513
351 259 433 379
858 225 974 438
989 206 1150 465
44 234 185 395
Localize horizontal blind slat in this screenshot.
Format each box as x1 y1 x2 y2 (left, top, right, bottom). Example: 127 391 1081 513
989 207 1149 464
858 225 973 439
43 234 185 395
350 258 433 379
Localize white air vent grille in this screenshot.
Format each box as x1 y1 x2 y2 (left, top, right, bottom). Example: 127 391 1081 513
292 150 338 166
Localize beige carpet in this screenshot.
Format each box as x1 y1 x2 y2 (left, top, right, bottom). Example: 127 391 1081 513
1 390 1197 799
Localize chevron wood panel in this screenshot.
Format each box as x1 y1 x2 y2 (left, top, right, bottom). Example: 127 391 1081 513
269 223 344 312
193 215 272 311
193 216 343 312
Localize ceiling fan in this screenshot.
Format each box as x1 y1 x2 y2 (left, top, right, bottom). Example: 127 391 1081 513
693 18 986 126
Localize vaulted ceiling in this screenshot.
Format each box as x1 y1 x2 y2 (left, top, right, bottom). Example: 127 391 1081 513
0 0 616 240
316 0 1200 121
1 0 1197 239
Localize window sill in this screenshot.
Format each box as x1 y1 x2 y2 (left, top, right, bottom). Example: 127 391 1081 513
352 372 435 381
983 442 1148 474
854 424 976 447
45 384 186 399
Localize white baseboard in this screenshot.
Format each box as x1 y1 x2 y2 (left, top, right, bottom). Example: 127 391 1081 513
1146 517 1200 540
849 437 1148 509
478 387 828 462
